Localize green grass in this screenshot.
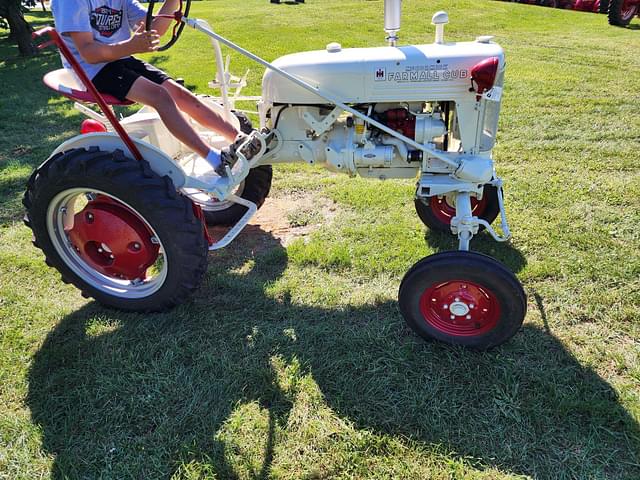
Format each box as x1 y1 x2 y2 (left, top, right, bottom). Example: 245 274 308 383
1 1 640 478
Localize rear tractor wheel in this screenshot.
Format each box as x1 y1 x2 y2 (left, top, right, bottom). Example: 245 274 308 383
23 147 209 311
398 251 526 349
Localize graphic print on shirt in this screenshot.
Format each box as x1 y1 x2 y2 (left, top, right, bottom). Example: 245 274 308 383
90 5 123 37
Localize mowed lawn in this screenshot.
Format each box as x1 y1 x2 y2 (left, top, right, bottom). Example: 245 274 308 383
1 1 639 478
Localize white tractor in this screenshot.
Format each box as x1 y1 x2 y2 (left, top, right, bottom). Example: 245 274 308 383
25 0 526 349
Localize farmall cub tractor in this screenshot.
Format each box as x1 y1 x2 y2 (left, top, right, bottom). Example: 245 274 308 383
25 0 527 349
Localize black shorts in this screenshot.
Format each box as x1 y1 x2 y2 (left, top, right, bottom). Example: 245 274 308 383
92 57 171 101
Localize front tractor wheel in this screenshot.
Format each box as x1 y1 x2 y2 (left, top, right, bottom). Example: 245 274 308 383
414 185 500 233
398 251 526 349
23 147 209 311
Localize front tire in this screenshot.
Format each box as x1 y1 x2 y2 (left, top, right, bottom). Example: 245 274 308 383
398 251 526 349
23 147 209 311
414 185 500 233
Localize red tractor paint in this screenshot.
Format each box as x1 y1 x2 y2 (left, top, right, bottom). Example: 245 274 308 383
419 280 500 336
67 197 159 280
80 119 108 134
471 57 499 100
572 0 602 12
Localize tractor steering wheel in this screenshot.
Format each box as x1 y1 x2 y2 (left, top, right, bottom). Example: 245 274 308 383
145 0 192 51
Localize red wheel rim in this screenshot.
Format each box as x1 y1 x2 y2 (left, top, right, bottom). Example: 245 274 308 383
419 280 500 336
66 195 159 280
429 194 487 226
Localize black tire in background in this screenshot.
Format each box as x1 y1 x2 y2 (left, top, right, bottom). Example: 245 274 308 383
202 165 273 226
399 251 527 349
608 0 638 25
414 185 500 233
202 111 273 226
23 147 209 311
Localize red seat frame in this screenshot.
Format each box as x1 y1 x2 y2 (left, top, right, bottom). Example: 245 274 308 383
33 27 143 160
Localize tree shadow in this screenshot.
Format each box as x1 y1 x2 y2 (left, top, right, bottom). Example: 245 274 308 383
27 226 640 478
0 44 78 226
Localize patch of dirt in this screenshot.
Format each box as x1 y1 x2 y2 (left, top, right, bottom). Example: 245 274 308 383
207 193 338 253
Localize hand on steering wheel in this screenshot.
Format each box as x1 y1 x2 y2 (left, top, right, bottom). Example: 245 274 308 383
145 0 192 51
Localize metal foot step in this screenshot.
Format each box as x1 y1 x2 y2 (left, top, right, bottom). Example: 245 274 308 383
208 194 257 250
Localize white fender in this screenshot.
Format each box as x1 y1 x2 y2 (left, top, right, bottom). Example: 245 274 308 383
49 133 187 189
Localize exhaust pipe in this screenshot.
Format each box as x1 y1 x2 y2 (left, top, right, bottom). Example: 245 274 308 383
384 0 402 46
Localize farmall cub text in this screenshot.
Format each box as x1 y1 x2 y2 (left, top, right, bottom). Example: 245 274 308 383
25 0 527 349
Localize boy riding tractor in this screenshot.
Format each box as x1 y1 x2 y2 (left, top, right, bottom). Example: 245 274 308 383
24 0 527 349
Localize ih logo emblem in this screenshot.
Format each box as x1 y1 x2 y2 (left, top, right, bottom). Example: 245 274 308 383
374 68 386 81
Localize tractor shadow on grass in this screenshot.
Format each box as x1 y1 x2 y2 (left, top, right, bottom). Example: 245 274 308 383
27 226 640 479
424 228 527 274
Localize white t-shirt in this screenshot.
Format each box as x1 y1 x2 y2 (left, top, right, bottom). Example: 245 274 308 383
51 0 147 78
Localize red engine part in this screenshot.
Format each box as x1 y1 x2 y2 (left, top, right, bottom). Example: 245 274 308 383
66 196 159 280
381 108 416 139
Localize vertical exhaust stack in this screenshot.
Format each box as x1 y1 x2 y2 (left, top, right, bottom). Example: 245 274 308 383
384 0 402 46
432 11 449 44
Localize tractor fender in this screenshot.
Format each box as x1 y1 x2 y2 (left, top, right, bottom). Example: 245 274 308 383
48 133 187 189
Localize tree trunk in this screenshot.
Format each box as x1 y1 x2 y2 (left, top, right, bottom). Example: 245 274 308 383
5 3 37 56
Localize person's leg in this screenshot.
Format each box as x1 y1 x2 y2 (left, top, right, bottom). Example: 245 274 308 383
162 79 238 143
126 76 212 159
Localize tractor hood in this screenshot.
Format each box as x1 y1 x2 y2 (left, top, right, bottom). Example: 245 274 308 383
262 41 505 105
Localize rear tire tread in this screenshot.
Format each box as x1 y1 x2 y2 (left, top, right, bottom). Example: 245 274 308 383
24 147 208 312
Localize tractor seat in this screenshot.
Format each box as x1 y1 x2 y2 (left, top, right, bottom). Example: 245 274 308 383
43 68 133 106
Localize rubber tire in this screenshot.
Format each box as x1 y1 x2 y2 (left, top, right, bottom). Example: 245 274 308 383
608 0 638 25
398 251 527 349
23 147 209 312
203 111 273 226
599 0 610 13
414 185 500 233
